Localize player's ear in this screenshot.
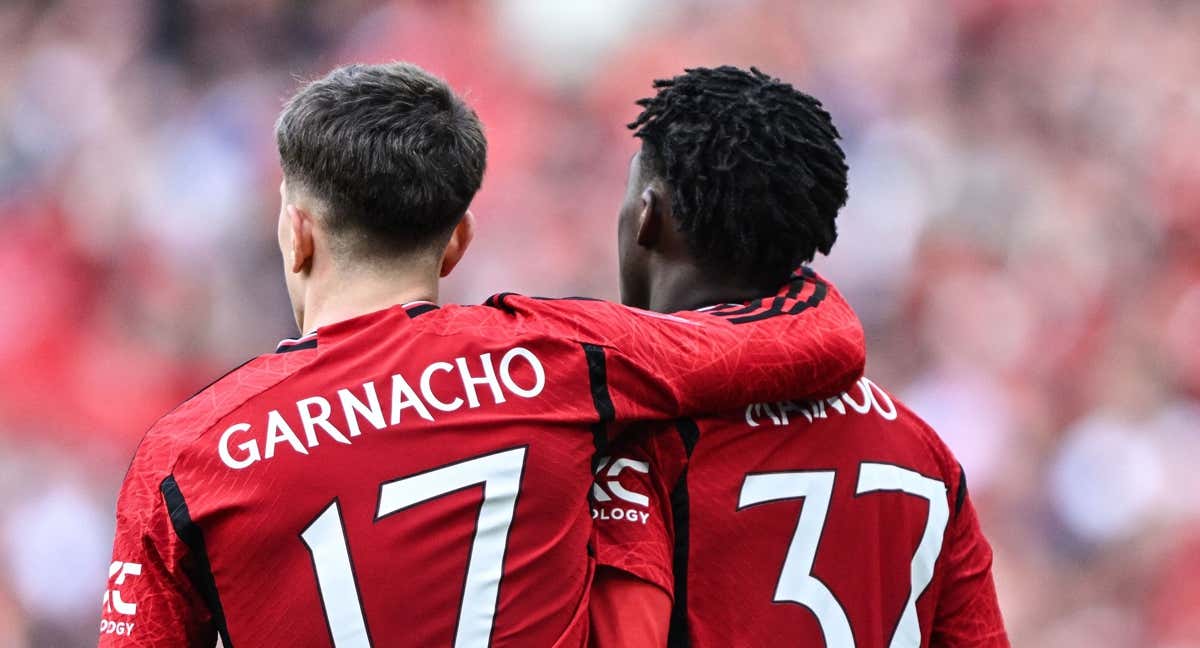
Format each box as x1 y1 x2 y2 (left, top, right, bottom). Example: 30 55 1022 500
635 187 663 248
287 204 315 275
439 210 475 277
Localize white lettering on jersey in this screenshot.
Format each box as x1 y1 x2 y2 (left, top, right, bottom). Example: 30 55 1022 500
218 347 546 470
99 620 136 637
745 377 897 429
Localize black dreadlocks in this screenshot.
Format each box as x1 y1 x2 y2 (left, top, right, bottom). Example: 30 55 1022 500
629 66 848 286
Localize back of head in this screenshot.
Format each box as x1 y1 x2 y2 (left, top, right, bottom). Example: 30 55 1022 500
276 62 487 261
629 66 848 287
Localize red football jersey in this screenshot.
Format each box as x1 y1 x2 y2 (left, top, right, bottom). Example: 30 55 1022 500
593 377 1009 647
98 273 865 647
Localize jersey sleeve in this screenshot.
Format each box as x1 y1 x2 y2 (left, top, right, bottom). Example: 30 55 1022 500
590 423 682 598
930 468 1010 648
588 565 672 648
99 438 216 647
486 269 865 421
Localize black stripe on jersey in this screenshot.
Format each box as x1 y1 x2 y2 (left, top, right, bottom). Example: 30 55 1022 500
732 282 803 323
704 267 813 317
275 338 318 354
160 475 234 647
485 293 603 312
705 296 766 318
484 292 516 310
582 343 616 470
787 278 827 315
676 418 700 455
702 267 825 325
956 464 968 516
667 418 701 648
404 303 439 318
723 275 826 325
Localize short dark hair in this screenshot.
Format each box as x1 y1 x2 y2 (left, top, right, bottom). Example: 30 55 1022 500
629 66 848 286
276 62 486 258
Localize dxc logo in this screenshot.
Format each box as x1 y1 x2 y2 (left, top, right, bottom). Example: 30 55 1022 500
102 561 142 616
592 456 650 506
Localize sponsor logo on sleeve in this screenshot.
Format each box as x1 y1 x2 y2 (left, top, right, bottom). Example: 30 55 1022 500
100 561 140 637
591 456 652 524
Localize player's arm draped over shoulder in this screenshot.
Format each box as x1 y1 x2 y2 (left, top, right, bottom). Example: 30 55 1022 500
485 277 865 419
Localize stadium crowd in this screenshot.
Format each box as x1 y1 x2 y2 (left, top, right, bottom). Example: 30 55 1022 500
0 0 1197 645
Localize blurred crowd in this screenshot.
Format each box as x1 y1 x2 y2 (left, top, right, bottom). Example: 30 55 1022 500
1 0 1197 645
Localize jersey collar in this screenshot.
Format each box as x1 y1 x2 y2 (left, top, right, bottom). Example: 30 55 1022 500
274 301 439 354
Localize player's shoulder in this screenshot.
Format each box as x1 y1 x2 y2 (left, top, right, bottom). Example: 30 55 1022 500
435 293 633 346
479 292 615 326
476 291 724 350
129 350 314 476
401 298 571 351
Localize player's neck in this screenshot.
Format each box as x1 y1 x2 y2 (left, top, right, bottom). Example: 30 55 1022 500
297 264 439 334
646 265 766 313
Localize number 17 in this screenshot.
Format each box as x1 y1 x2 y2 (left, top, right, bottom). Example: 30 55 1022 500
300 446 527 648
